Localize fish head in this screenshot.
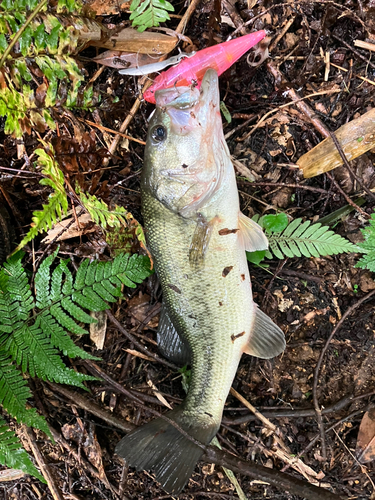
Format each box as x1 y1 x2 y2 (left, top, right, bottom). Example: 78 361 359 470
142 69 228 219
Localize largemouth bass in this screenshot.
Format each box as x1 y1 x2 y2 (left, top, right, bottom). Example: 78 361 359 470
115 69 285 493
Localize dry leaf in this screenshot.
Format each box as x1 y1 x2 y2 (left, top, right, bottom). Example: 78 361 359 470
147 380 173 409
0 469 25 481
93 50 163 69
91 27 177 55
356 406 375 463
90 310 107 350
41 213 97 243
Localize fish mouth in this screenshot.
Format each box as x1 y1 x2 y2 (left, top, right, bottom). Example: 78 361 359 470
154 69 220 133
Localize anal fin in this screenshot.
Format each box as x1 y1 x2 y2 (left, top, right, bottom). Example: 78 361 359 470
238 211 268 252
244 305 286 359
157 305 191 365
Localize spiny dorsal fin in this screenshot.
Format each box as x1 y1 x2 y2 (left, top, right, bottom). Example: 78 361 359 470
238 211 268 252
244 306 286 359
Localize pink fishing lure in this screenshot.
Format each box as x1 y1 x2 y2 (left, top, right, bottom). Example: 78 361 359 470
143 30 266 104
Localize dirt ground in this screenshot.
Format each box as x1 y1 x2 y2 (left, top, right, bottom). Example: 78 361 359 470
2 0 375 499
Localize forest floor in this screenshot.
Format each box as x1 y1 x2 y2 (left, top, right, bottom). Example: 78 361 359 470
2 0 375 499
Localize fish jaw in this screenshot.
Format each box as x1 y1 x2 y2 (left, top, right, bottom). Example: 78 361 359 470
142 69 227 219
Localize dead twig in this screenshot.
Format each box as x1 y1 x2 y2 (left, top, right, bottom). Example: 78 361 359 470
238 180 328 195
47 382 135 433
326 172 369 219
333 34 375 71
106 310 178 370
312 290 375 461
202 446 344 500
328 129 375 201
223 389 375 425
230 388 325 486
269 16 296 52
23 425 64 500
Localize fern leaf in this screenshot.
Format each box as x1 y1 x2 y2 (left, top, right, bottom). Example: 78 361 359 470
72 290 107 312
50 304 89 335
267 219 358 259
7 321 96 388
0 419 45 482
60 297 96 324
356 212 375 271
15 146 68 251
79 191 129 230
39 312 98 360
35 249 59 308
2 253 35 322
129 0 174 31
74 258 90 291
0 352 49 435
93 282 120 302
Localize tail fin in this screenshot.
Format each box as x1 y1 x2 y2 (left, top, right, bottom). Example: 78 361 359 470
115 407 217 494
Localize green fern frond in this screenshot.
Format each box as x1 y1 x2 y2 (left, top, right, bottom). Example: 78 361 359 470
0 241 152 477
129 0 174 32
79 191 130 230
0 251 152 386
15 145 68 252
1 253 35 323
0 418 45 483
356 212 375 271
267 218 358 259
0 351 49 435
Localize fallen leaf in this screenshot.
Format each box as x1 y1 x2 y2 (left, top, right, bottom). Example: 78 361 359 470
90 310 107 350
41 213 97 243
356 406 375 463
147 379 173 409
90 27 177 55
93 50 163 69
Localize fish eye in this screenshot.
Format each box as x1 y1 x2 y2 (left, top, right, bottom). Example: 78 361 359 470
151 125 167 143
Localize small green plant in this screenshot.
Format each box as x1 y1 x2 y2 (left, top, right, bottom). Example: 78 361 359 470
178 365 191 394
0 250 152 479
129 0 174 32
247 213 359 265
356 211 375 272
15 143 68 252
16 142 147 253
220 101 232 124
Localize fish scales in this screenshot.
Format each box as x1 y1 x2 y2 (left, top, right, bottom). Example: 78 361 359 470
115 69 286 494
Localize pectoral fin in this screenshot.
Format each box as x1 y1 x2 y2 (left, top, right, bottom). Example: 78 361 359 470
244 306 286 359
157 305 191 365
238 212 268 252
189 215 215 271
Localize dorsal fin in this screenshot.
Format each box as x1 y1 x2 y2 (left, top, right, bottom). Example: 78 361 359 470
238 212 268 252
244 305 286 359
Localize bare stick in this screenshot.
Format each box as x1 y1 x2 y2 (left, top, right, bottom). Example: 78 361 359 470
23 425 64 500
106 310 178 370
